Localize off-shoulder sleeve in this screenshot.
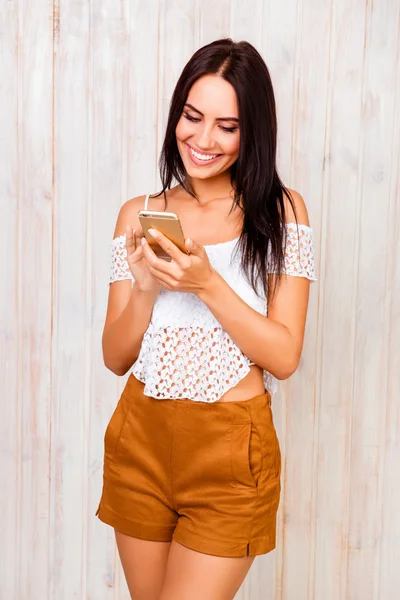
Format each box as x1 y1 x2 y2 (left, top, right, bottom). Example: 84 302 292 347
109 234 134 284
268 222 317 281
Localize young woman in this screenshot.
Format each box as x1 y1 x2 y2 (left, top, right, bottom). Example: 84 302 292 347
96 38 316 600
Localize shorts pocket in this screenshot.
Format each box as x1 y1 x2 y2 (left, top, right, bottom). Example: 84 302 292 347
104 389 132 462
264 406 281 479
230 422 262 489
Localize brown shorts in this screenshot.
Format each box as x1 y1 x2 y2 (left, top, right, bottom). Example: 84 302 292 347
95 374 281 558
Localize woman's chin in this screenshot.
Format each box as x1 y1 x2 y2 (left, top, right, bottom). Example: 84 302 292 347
182 158 227 179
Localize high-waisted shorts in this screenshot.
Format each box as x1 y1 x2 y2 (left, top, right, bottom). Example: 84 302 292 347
95 374 281 558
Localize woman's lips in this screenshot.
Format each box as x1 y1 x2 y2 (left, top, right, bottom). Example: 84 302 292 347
186 143 223 166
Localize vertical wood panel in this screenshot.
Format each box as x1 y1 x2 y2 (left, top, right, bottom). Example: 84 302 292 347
261 0 300 184
346 1 400 597
126 0 160 195
50 1 91 597
197 0 231 45
88 1 131 597
14 0 54 597
0 0 19 597
312 1 367 598
230 0 264 47
378 24 400 594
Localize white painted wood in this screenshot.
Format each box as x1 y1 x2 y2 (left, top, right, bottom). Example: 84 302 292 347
50 1 93 598
13 1 54 598
196 0 231 46
230 0 264 48
345 1 400 598
261 0 300 186
126 0 161 194
312 1 368 599
0 0 19 598
378 17 400 597
1 1 399 598
87 2 132 598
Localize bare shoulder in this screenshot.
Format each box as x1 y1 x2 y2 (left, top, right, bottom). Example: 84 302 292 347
112 194 148 238
283 188 310 226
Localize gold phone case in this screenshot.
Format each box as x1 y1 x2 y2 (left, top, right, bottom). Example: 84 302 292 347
137 210 188 261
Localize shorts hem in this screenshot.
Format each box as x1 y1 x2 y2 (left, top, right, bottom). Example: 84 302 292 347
173 526 276 558
95 502 175 542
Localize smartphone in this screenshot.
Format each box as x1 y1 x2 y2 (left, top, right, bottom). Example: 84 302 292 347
137 210 188 261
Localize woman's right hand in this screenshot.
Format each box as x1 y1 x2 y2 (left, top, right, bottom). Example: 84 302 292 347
125 224 162 294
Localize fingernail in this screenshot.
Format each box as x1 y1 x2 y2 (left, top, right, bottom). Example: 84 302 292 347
141 237 146 246
148 228 156 237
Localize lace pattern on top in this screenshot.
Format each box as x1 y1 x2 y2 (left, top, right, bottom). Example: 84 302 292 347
109 223 317 283
108 223 316 402
268 223 317 280
132 326 252 402
109 235 134 284
131 325 278 402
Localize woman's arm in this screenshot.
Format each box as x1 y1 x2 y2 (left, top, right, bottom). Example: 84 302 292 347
102 283 158 376
102 195 159 376
197 272 310 380
198 191 313 379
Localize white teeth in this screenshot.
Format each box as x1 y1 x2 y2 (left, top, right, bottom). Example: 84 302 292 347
190 147 218 161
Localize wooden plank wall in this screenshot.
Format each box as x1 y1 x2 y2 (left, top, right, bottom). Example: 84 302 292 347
1 1 399 598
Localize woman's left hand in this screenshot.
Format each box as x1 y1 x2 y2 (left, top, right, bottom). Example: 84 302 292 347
140 228 215 294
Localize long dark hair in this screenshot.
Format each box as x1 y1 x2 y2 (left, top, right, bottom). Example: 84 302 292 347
152 38 298 299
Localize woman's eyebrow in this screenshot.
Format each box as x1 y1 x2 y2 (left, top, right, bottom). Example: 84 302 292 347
184 103 239 123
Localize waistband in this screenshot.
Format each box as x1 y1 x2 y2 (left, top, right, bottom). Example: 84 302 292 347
127 374 272 424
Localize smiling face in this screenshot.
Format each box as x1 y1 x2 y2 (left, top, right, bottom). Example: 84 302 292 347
175 74 240 180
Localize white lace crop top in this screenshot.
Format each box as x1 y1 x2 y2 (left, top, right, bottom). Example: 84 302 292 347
109 194 317 402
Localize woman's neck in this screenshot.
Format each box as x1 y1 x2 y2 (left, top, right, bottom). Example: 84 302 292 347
183 174 235 206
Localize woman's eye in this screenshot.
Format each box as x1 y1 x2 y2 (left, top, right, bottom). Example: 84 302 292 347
183 113 238 134
184 114 200 123
220 126 238 134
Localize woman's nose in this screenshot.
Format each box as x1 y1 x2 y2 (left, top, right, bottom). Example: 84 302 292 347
195 124 214 150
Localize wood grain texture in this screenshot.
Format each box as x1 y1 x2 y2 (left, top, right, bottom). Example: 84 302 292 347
1 1 399 599
378 10 400 596
345 1 400 598
88 1 132 597
50 1 92 598
13 1 54 598
312 1 368 598
0 0 19 598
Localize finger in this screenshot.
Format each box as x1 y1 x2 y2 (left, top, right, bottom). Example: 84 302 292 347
184 236 204 257
129 248 146 264
125 224 135 256
147 229 189 266
147 266 176 290
141 237 179 276
131 235 146 261
130 228 135 252
133 229 138 251
126 227 145 262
